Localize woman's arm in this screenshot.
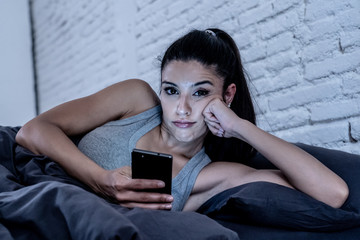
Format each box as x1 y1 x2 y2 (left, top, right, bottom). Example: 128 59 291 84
234 120 348 208
16 79 173 210
203 98 349 208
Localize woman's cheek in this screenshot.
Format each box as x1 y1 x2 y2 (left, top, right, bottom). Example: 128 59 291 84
161 97 175 111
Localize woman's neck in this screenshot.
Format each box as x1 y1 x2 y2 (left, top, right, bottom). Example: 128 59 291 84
158 125 205 160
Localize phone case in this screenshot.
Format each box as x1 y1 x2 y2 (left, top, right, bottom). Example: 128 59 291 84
131 148 173 194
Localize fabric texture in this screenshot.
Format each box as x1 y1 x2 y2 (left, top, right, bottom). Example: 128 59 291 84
77 105 212 211
197 182 360 231
197 143 360 239
0 126 238 240
2 125 360 240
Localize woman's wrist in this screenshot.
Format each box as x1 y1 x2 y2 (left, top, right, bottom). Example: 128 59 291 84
87 166 108 193
68 157 107 193
230 118 253 142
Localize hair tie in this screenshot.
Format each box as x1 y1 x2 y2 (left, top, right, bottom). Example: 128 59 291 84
205 29 216 37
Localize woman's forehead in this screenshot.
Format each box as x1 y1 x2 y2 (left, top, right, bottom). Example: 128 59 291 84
162 60 223 85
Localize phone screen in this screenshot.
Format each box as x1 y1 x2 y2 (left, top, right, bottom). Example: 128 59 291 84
131 148 173 194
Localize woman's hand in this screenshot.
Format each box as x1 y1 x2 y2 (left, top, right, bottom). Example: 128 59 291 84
203 98 240 138
93 166 173 210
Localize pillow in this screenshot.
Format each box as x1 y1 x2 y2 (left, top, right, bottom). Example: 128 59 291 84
197 181 360 231
247 143 360 214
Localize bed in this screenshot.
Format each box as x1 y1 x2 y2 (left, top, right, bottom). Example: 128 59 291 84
1 126 359 239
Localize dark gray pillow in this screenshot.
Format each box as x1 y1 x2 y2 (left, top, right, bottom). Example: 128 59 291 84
197 181 360 231
197 144 360 231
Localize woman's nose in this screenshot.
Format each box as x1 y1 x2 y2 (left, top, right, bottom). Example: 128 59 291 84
176 96 191 116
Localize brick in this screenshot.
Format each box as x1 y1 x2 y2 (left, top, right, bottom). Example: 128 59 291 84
244 61 267 80
269 81 341 111
233 27 258 49
310 100 360 122
274 121 348 145
259 108 310 131
265 32 294 57
166 0 194 19
304 16 341 42
339 29 360 51
337 143 360 155
135 0 153 9
231 0 260 13
336 8 360 30
302 38 338 62
238 3 273 28
304 50 360 80
342 71 360 94
253 67 299 94
259 9 299 40
304 0 354 22
349 119 360 140
241 44 267 63
136 0 170 25
265 49 301 73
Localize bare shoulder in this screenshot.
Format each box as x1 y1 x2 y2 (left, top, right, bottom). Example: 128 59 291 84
98 79 160 118
34 79 160 136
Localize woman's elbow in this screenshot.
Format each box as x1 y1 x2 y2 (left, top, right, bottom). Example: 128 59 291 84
15 122 41 155
328 181 349 208
15 125 28 146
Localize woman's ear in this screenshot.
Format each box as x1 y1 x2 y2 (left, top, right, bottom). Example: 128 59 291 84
224 83 236 106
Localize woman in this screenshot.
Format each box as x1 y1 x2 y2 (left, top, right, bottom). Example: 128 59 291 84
16 28 349 212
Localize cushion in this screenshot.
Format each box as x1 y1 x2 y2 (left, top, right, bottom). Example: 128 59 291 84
197 144 360 231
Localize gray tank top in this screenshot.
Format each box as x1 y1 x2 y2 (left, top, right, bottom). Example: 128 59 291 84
77 105 211 211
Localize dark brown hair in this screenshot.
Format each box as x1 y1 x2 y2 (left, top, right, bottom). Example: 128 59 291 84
160 28 256 162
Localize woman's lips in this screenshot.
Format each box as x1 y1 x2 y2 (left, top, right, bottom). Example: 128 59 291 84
173 120 196 128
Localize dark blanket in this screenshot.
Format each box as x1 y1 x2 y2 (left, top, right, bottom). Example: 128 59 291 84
0 126 238 240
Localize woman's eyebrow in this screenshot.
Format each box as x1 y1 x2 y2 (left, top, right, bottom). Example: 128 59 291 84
161 80 213 87
161 81 177 86
193 80 213 87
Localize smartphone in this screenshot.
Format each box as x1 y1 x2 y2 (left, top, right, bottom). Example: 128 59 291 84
131 148 173 194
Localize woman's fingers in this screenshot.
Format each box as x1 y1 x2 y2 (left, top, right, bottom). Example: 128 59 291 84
204 113 226 137
203 97 240 138
97 168 174 210
124 178 166 191
203 110 220 123
115 190 173 203
205 121 225 137
109 173 173 206
114 186 174 210
120 201 173 210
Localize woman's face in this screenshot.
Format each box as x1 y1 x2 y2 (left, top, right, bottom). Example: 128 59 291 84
160 60 224 143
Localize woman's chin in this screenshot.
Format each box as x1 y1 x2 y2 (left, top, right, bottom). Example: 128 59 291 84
173 131 207 144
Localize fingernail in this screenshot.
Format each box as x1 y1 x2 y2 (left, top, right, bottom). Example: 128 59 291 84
158 182 165 187
167 196 173 202
165 204 172 209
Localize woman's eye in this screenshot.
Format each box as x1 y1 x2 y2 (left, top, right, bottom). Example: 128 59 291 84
164 87 179 95
194 90 209 97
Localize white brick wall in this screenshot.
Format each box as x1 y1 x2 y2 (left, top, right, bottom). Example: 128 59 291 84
32 0 137 111
32 0 360 154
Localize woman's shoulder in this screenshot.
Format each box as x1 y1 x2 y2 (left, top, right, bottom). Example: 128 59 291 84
108 79 160 119
111 79 158 100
